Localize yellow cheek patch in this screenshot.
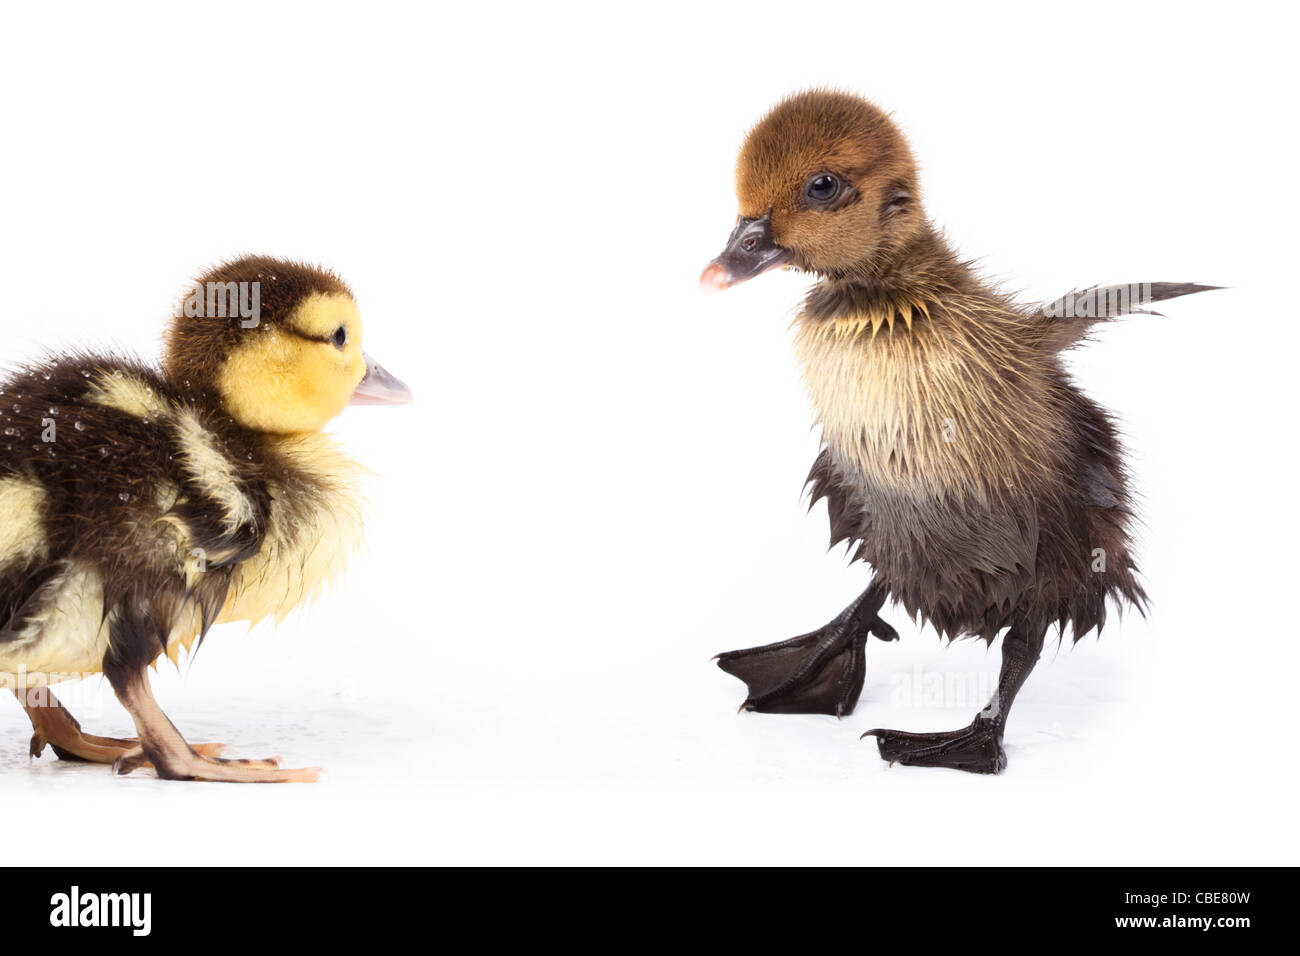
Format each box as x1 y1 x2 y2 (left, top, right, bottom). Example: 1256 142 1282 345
219 326 365 434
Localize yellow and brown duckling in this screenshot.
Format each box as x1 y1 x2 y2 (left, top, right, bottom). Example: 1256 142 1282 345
703 90 1218 773
0 256 410 782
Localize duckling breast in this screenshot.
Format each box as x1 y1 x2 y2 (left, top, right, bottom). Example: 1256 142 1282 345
793 294 1086 638
216 431 368 628
793 295 1070 501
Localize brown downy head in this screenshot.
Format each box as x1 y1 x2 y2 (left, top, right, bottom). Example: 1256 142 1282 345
701 90 924 292
163 255 412 433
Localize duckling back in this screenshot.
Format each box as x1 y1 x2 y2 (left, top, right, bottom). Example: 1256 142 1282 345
0 356 363 686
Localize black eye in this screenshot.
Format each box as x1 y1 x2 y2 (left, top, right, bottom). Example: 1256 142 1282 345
806 173 841 204
332 325 348 349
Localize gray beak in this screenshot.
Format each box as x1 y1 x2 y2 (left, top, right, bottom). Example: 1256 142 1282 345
699 211 794 293
349 353 413 406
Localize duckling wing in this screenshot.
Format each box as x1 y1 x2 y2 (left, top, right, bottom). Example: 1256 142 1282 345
2 355 276 673
0 565 61 644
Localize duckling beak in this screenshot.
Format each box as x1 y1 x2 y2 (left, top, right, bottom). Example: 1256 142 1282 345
699 211 793 294
349 353 413 406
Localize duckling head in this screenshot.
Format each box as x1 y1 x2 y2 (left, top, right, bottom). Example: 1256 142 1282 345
164 256 412 433
701 90 923 292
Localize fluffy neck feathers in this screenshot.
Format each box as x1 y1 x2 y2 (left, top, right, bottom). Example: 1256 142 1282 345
791 229 1064 501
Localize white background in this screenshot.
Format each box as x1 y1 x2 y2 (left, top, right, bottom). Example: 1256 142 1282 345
1 1 1296 865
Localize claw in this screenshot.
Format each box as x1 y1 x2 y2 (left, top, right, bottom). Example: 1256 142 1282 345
869 617 900 642
112 749 149 776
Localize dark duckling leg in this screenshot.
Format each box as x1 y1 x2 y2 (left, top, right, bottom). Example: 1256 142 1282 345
715 579 897 717
13 687 230 764
863 619 1048 774
102 661 318 783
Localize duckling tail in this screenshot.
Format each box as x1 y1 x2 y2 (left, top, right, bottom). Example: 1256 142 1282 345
1035 281 1223 351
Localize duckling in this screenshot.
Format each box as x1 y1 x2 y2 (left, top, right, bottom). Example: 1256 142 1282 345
702 90 1218 773
0 256 411 782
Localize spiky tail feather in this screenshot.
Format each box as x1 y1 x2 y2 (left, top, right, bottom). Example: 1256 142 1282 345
1036 281 1222 351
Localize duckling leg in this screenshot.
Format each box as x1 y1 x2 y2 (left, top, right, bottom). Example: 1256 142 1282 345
14 687 137 763
863 620 1047 774
13 687 230 764
103 660 319 783
715 579 896 716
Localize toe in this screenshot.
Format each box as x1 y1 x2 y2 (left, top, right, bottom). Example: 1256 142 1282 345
190 742 230 757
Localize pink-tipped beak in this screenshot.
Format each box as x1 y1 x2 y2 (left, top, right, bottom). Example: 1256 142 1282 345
699 211 792 296
349 354 413 406
699 261 732 295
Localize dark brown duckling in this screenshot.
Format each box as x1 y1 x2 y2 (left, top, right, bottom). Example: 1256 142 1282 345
701 90 1218 773
0 256 410 782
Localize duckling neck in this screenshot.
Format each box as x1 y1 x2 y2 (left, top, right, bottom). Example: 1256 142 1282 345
802 225 980 329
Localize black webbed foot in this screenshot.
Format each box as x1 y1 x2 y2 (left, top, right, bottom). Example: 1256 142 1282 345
717 628 867 716
861 619 1049 774
863 715 1007 774
715 582 895 717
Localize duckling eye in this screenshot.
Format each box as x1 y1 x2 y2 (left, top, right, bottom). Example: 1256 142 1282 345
331 325 348 350
805 173 841 205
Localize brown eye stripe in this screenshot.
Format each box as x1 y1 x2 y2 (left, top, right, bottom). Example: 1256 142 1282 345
282 328 337 345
